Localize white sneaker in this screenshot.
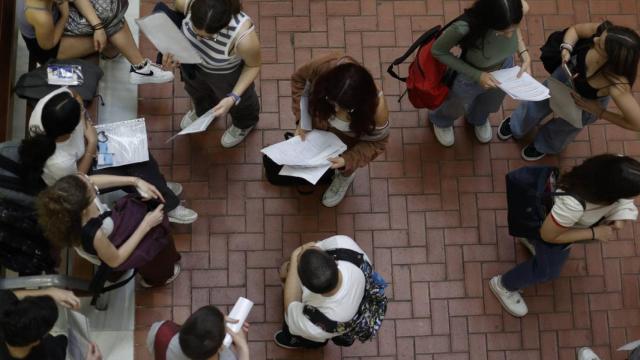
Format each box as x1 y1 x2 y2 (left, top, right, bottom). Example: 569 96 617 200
129 59 174 85
167 205 198 224
221 124 254 148
489 275 528 317
322 172 356 207
140 263 181 288
474 120 493 143
166 182 183 196
180 110 198 130
433 124 455 147
577 347 601 360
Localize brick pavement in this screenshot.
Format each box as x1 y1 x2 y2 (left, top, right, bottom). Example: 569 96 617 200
133 1 640 359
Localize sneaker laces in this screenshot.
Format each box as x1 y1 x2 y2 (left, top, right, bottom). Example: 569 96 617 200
326 174 349 196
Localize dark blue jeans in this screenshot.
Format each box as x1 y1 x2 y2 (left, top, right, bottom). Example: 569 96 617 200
501 237 571 292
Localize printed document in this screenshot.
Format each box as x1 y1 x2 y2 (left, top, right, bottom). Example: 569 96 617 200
136 13 202 64
67 310 91 360
300 82 312 131
491 66 550 101
166 109 217 142
547 77 584 128
94 118 149 169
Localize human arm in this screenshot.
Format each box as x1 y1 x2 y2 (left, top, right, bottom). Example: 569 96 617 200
77 118 98 175
516 27 531 77
85 343 102 360
226 320 250 360
539 215 616 244
28 1 69 50
561 22 601 62
430 21 485 82
571 84 640 131
88 175 165 202
93 203 164 268
174 0 190 15
13 287 80 309
71 0 107 51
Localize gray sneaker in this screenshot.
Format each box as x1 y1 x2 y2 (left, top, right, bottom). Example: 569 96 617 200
433 124 455 147
577 347 601 360
489 275 528 317
221 124 254 148
167 205 198 224
166 182 183 196
180 110 198 130
322 172 356 207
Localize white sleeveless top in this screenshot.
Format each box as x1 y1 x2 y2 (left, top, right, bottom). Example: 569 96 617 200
182 11 254 74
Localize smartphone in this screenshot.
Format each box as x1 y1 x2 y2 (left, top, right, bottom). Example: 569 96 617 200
562 63 574 89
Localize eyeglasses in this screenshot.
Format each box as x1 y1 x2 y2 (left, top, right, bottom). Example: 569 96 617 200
324 96 355 113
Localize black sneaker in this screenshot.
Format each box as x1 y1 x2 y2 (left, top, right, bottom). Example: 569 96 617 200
497 117 513 140
521 143 546 161
274 331 305 349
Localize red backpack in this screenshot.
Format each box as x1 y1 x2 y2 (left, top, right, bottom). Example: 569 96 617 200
387 15 468 110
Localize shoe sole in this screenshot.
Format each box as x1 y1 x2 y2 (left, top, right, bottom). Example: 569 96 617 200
520 147 546 162
140 263 182 288
273 333 299 349
497 118 513 141
129 74 174 85
168 215 198 224
489 277 527 318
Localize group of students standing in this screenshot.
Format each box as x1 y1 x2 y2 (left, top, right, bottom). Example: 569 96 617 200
5 0 640 359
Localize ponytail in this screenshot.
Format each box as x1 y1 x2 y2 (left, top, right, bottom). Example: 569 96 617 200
18 131 56 193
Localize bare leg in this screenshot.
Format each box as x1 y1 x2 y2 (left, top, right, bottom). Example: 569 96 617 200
108 22 145 65
57 36 97 59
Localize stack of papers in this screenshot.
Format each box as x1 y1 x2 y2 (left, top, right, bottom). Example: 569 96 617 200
491 66 550 101
261 130 347 184
67 310 91 360
93 118 149 169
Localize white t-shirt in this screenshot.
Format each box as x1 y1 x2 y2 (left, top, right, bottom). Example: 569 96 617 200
285 235 369 343
550 191 638 228
146 321 237 360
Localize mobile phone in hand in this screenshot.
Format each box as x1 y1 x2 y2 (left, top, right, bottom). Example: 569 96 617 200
562 63 574 89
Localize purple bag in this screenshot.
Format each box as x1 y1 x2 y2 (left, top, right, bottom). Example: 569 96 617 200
109 195 171 271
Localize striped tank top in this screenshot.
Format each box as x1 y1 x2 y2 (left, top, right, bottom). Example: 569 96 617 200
182 11 254 74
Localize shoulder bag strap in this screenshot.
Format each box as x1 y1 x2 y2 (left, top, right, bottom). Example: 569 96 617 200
325 248 366 268
302 304 340 334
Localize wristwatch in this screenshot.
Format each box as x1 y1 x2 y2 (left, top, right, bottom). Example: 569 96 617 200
226 92 241 106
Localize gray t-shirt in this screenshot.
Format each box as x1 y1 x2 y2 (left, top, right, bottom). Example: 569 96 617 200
146 321 237 360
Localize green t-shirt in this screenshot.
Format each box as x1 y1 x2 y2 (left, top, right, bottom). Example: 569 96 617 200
431 20 518 82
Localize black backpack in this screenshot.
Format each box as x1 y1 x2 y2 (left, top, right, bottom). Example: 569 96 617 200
539 23 610 74
302 248 388 347
0 141 54 275
506 166 585 239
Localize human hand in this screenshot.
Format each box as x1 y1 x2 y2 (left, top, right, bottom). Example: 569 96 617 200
93 29 107 52
295 127 307 141
134 178 165 202
291 242 317 262
225 320 250 350
561 49 571 64
161 53 180 70
328 156 346 169
46 288 81 309
571 93 604 116
85 343 102 360
143 204 165 229
84 117 98 147
605 220 625 230
517 52 531 78
479 72 500 89
212 97 236 119
593 225 615 242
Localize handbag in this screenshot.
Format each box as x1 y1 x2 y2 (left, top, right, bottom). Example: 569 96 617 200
108 195 172 272
65 0 129 36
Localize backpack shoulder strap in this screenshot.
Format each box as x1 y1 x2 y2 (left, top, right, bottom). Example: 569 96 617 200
302 304 340 334
325 248 366 268
153 321 182 360
0 154 22 176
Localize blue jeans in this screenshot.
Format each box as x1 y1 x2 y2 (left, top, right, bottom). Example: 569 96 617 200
429 56 514 128
509 65 610 154
501 237 571 291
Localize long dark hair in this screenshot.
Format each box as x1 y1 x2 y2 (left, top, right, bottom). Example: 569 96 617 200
459 0 523 50
601 23 640 86
36 175 91 248
190 0 242 34
309 62 379 137
19 92 81 190
558 154 640 205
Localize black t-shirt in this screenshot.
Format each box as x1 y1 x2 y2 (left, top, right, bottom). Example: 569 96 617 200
0 290 67 360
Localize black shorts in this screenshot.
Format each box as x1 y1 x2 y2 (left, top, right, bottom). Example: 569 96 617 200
22 35 60 65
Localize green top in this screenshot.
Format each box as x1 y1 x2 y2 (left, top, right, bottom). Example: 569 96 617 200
431 20 518 82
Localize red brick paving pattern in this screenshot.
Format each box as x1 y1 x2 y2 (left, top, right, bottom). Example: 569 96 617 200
134 1 640 359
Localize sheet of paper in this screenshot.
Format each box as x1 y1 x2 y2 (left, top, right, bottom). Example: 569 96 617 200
136 13 202 64
94 118 150 169
491 66 550 101
279 164 332 185
299 82 312 131
67 310 91 360
261 130 347 167
166 109 217 142
547 77 583 128
618 340 640 351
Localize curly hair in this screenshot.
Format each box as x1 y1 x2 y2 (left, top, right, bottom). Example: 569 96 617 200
36 175 91 247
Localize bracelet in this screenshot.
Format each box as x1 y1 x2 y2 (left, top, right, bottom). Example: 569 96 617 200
92 22 105 31
590 227 595 240
519 49 529 56
560 43 574 53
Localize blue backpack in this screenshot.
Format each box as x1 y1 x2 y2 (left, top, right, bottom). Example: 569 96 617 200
506 166 585 239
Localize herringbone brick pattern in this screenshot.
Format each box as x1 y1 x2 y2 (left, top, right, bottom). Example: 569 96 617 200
134 1 640 359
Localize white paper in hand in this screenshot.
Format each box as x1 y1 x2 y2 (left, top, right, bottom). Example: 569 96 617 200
618 340 640 351
491 66 550 101
261 130 347 167
136 13 202 64
67 310 91 360
166 109 216 142
547 77 584 128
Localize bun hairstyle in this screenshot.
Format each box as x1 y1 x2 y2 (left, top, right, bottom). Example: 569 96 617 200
36 175 91 247
20 91 81 192
558 154 640 205
190 0 243 35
